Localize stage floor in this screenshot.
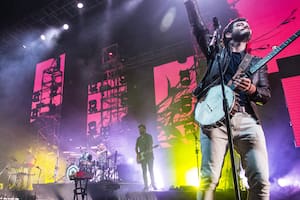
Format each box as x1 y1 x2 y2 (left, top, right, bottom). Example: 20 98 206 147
0 181 300 200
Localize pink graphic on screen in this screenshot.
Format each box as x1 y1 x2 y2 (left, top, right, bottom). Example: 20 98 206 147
231 0 300 146
154 56 198 147
228 0 300 73
281 76 300 147
87 77 128 135
31 54 65 122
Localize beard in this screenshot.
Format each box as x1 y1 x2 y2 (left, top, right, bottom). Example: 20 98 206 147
231 29 251 42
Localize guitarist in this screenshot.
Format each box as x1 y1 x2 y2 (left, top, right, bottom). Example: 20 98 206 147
189 15 271 200
135 124 157 191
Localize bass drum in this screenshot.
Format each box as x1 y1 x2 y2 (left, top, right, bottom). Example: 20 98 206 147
66 164 79 181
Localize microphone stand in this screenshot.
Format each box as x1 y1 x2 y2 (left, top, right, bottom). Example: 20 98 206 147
211 14 241 199
37 167 42 184
216 54 241 200
193 132 200 182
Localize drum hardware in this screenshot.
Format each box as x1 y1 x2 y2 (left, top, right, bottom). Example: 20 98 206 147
36 166 42 184
0 164 9 177
63 145 122 183
87 151 120 182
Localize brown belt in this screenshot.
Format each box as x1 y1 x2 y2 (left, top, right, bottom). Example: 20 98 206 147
236 106 246 113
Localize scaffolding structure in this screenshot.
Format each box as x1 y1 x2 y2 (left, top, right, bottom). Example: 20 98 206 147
0 0 107 53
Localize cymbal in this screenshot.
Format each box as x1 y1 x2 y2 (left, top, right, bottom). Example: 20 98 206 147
69 153 81 157
75 146 87 150
63 151 77 154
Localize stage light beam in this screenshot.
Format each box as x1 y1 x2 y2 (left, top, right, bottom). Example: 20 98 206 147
160 7 176 32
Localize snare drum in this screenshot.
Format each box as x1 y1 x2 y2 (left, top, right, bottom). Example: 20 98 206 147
79 152 92 166
78 152 93 173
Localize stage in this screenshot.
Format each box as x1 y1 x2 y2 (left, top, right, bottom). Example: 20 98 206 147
0 181 242 200
0 181 299 200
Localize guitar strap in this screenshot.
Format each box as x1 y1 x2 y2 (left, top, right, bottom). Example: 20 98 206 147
227 53 253 86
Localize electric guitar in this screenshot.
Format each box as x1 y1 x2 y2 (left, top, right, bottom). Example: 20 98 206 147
136 145 159 164
195 29 300 126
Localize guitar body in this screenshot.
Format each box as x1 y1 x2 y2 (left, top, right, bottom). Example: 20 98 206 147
136 152 145 164
195 85 235 126
136 145 159 164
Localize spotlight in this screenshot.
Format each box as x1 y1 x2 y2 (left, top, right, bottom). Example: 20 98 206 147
62 24 69 30
22 44 27 49
40 34 46 40
77 2 84 9
185 168 199 187
277 178 289 187
127 158 134 164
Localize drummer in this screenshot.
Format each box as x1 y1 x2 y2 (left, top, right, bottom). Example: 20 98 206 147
96 143 110 168
96 143 109 155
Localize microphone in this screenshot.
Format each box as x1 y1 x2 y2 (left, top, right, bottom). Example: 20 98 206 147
209 17 221 52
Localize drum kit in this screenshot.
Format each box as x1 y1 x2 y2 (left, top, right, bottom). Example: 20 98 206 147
64 144 121 183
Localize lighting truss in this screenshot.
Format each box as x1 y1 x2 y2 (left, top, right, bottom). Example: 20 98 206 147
0 0 106 53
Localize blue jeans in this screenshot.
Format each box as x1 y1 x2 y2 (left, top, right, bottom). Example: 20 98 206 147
197 112 270 200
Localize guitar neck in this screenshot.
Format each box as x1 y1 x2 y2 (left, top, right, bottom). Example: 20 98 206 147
249 29 300 75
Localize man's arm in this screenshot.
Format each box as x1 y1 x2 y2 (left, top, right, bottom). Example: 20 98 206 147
184 0 210 59
248 65 271 105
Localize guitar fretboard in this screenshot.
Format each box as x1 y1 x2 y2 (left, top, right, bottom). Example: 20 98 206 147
249 29 300 75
